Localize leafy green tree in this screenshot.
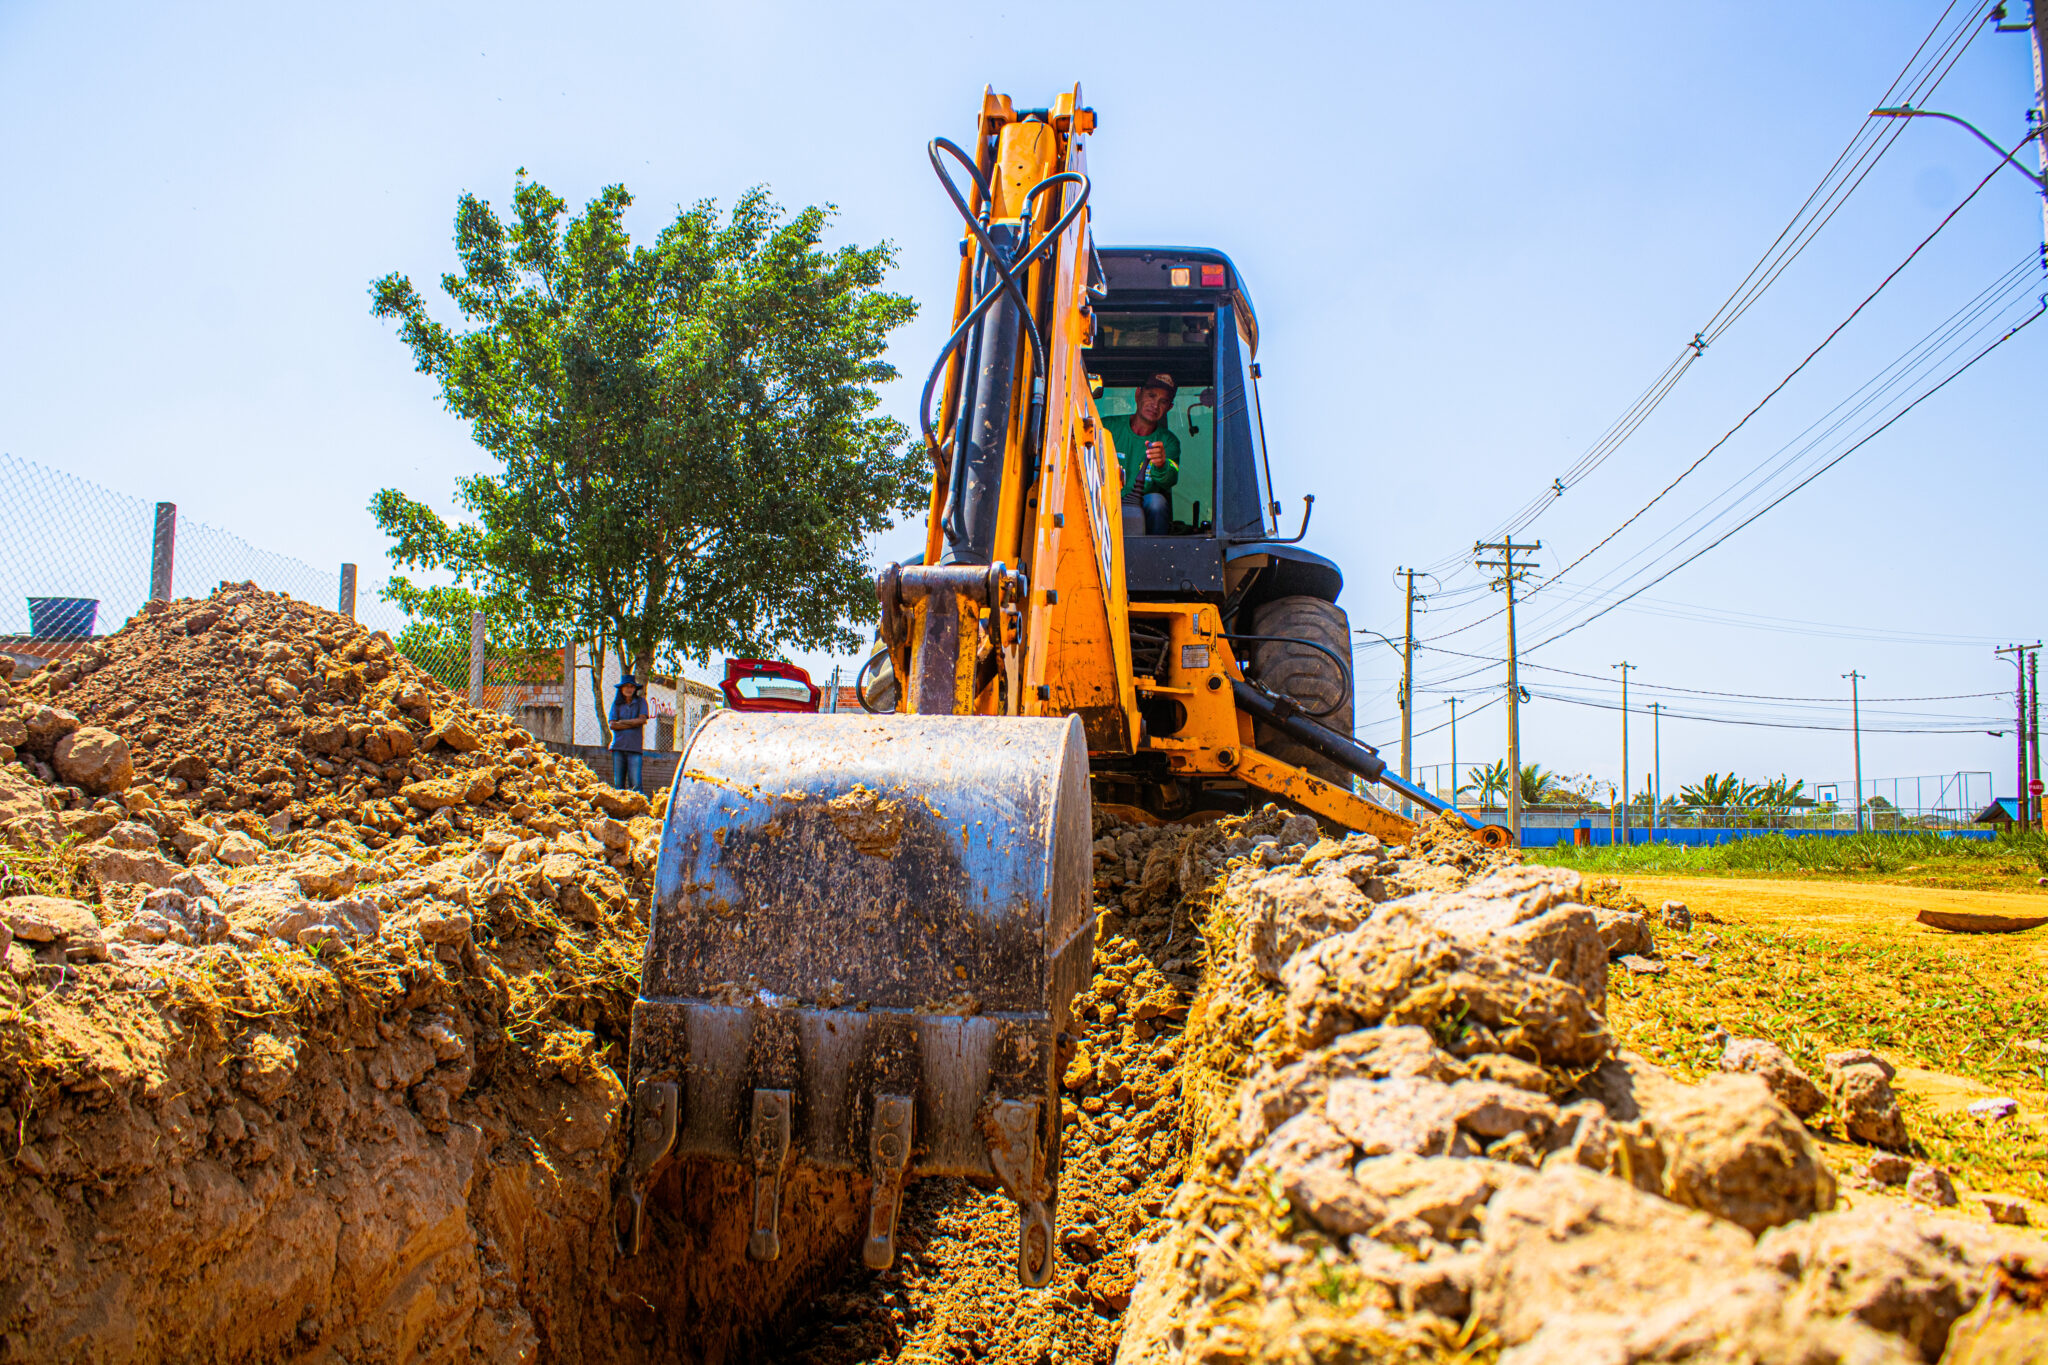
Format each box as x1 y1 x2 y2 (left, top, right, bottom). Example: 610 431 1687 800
368 175 922 736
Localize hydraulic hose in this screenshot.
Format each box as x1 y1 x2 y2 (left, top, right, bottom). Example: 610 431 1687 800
917 137 1091 546
1216 631 1350 719
1230 679 1482 831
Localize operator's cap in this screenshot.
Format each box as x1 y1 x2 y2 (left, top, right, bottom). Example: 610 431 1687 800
1140 372 1177 396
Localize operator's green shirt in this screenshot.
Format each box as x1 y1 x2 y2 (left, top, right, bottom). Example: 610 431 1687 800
1101 414 1180 497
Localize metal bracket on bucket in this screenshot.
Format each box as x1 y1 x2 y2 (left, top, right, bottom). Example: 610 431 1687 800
747 1088 793 1262
615 1080 679 1257
986 1098 1056 1287
863 1093 915 1269
878 561 1027 715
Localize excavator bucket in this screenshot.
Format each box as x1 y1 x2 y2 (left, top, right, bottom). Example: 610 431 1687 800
617 710 1093 1286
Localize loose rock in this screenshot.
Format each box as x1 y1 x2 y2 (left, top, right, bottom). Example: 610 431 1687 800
1826 1048 1909 1150
52 725 133 794
1965 1097 2018 1121
1719 1036 1826 1118
1906 1163 1958 1208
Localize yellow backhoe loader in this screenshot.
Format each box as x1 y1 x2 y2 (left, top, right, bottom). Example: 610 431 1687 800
616 85 1506 1289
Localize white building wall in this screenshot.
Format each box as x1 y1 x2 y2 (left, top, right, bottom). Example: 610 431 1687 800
566 643 622 747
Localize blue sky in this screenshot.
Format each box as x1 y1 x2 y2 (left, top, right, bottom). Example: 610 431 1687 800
3 1 2043 807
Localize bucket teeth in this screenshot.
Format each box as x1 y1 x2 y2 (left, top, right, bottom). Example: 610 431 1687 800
986 1098 1056 1287
615 1080 678 1257
863 1093 916 1270
629 712 1094 1286
747 1088 793 1262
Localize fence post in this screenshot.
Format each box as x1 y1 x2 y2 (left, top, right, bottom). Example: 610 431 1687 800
468 611 486 707
339 564 357 620
149 503 177 601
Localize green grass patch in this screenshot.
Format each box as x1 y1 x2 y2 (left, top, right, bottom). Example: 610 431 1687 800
1601 918 2048 1202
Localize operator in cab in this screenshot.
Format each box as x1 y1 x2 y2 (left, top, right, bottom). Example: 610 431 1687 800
1103 373 1179 535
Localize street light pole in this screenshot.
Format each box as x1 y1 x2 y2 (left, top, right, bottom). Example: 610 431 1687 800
1872 84 2046 250
1844 670 1866 833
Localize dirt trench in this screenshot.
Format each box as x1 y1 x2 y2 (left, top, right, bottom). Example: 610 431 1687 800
0 584 1263 1365
9 586 2043 1364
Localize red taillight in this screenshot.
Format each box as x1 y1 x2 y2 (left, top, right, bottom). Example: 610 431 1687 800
1201 264 1225 287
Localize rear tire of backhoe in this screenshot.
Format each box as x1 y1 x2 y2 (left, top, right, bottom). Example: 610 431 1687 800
1250 596 1355 788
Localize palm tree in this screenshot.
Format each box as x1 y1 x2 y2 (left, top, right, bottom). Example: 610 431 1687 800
1678 772 1744 809
1519 763 1566 807
1468 760 1510 807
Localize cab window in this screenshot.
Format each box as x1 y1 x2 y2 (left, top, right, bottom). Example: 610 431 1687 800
1088 310 1217 534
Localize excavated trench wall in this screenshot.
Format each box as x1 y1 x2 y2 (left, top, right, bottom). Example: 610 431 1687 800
0 587 873 1365
1116 817 2048 1365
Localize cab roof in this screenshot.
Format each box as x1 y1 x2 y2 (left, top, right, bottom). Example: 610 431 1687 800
1095 246 1258 358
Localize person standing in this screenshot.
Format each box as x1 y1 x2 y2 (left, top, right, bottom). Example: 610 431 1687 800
609 675 650 792
1099 373 1180 534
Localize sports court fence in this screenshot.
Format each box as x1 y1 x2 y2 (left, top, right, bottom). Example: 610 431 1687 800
1405 762 1998 833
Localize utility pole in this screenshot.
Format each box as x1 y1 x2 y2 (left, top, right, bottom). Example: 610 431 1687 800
1398 568 1419 818
1476 539 1540 846
1844 670 1866 833
1649 700 1663 841
1449 695 1459 815
1995 0 2048 250
2037 0 2048 250
1996 645 2036 826
1613 661 1635 845
2031 648 2042 832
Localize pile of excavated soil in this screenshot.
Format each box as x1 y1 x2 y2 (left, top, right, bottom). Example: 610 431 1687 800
0 585 850 1363
1115 817 2048 1365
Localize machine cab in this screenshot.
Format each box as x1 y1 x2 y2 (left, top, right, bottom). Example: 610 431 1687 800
1089 247 1342 610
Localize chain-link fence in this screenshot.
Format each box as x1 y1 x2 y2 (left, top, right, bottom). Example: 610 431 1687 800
1405 761 1997 832
0 451 546 709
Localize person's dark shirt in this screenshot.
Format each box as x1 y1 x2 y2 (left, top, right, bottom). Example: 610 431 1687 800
609 692 649 751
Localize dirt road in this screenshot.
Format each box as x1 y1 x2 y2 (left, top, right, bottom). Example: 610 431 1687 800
1621 874 2048 972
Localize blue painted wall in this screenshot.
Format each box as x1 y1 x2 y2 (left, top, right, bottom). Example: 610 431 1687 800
1517 826 1996 848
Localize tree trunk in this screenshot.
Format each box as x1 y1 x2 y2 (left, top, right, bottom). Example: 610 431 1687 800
586 639 614 748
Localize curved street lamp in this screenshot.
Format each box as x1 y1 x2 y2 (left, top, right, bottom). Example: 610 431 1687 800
1870 106 2047 192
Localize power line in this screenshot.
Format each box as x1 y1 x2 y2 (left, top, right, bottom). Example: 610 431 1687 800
1420 1 1994 577
1514 247 2039 640
1523 299 2046 652
1527 586 2005 647
1411 642 2007 703
1526 687 2003 734
1424 169 2032 653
